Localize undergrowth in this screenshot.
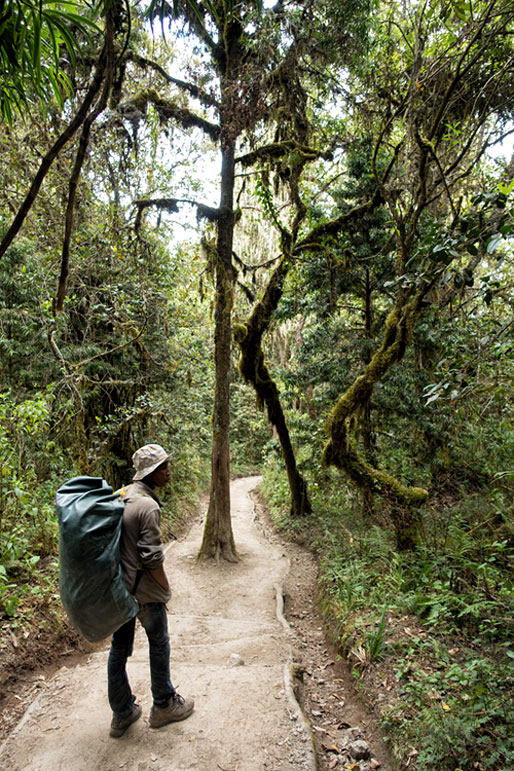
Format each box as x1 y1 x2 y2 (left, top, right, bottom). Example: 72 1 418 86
261 457 514 771
0 389 210 652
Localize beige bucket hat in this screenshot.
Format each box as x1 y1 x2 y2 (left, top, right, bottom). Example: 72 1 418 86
132 444 170 481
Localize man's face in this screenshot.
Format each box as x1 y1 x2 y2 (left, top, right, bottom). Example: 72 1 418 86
144 461 170 488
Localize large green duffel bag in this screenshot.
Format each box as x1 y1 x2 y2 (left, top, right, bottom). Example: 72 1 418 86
56 476 139 642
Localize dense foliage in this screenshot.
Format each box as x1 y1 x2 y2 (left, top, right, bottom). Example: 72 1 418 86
1 0 513 768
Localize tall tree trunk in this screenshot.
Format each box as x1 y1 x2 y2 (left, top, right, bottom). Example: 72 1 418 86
361 267 375 519
236 329 311 517
235 258 311 517
255 355 311 517
199 136 238 561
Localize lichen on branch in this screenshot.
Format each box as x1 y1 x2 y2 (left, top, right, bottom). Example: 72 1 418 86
120 89 221 141
236 140 331 168
322 294 429 507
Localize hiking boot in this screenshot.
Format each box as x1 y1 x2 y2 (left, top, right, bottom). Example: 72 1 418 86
149 693 194 728
109 702 142 737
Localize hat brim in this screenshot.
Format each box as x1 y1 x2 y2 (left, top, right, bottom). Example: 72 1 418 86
133 453 170 481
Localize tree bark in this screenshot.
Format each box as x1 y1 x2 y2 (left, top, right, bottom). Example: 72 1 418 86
235 258 311 517
198 131 238 561
323 293 429 520
254 353 311 517
0 30 111 261
361 267 376 519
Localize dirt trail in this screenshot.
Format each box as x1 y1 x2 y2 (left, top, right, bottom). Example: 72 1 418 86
0 477 317 771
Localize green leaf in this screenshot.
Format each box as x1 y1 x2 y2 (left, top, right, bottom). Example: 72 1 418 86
486 235 502 254
497 178 514 196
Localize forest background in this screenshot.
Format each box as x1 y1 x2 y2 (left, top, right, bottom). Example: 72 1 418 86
0 0 513 768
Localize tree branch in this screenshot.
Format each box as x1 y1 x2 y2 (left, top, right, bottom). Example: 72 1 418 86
128 89 220 140
0 37 110 260
162 2 219 57
294 188 385 252
133 197 220 230
125 52 219 108
429 0 498 143
322 292 429 507
235 140 331 168
72 322 148 367
55 8 118 313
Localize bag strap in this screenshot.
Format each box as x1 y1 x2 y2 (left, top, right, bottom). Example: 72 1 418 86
131 569 144 595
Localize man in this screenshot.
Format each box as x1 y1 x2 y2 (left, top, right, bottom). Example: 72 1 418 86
108 443 194 738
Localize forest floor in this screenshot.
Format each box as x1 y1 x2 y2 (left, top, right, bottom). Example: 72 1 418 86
0 476 393 771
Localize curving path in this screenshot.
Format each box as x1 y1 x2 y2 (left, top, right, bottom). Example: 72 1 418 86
0 477 316 771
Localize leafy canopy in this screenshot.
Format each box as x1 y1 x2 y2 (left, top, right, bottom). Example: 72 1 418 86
0 0 98 123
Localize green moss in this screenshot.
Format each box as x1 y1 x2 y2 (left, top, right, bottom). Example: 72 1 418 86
324 295 428 510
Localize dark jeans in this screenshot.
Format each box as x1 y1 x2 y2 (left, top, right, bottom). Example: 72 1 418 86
108 602 175 716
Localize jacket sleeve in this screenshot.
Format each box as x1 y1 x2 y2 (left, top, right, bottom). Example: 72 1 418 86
136 504 166 570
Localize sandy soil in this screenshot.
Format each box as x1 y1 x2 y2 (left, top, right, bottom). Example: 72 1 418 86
0 477 392 771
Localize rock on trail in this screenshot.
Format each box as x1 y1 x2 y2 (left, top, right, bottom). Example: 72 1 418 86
0 477 316 771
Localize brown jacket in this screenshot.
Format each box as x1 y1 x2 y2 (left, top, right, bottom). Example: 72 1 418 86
118 481 171 605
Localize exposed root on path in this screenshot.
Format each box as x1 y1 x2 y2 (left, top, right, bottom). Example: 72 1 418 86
252 488 393 771
284 658 319 771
